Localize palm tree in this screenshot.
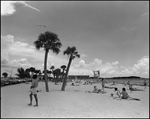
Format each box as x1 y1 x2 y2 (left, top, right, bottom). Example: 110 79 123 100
35 70 40 75
60 65 66 81
16 67 26 79
50 66 55 82
53 68 61 84
25 68 31 78
46 70 51 81
34 31 62 92
29 67 36 77
47 70 52 77
2 72 8 78
50 66 55 72
42 70 49 79
61 46 80 91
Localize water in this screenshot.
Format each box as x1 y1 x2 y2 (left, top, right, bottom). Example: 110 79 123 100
81 78 149 86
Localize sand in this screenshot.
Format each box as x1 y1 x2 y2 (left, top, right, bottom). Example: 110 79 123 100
1 81 149 118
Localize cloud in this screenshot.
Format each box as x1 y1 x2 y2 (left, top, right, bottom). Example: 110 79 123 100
1 35 37 59
133 56 149 71
1 57 31 69
80 54 87 58
1 35 149 78
112 61 119 65
1 1 15 16
69 56 149 77
1 34 68 72
70 59 119 76
18 1 40 12
1 1 40 16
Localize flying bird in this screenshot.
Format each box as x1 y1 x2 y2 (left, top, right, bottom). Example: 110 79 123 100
36 25 46 27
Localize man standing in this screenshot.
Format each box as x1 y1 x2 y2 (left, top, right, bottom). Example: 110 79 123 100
101 78 105 92
28 75 39 107
144 79 147 89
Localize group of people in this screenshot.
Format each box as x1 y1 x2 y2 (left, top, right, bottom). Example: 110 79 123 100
28 76 147 106
111 87 140 101
86 78 106 94
127 81 145 93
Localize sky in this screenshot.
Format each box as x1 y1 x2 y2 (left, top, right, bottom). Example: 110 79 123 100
1 1 149 78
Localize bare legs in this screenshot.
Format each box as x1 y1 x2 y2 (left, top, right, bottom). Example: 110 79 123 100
28 93 33 106
28 93 38 106
34 94 38 106
102 85 105 92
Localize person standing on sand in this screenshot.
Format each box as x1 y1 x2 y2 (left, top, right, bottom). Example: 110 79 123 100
144 79 147 89
129 83 133 93
28 75 39 107
127 81 130 85
101 78 105 92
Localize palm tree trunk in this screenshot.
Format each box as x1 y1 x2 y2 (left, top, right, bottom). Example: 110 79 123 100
61 57 72 91
62 69 65 82
55 75 58 84
44 50 49 92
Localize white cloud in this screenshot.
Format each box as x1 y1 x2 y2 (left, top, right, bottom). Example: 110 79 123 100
121 68 132 75
1 57 31 69
70 58 119 77
69 56 149 77
1 34 68 72
18 1 40 12
133 56 149 72
1 1 16 16
80 54 87 58
1 35 149 78
75 60 86 68
1 1 40 16
112 61 119 65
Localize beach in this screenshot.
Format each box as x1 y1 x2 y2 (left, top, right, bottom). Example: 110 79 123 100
1 81 149 118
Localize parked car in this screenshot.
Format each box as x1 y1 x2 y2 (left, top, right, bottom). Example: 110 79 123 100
1 79 6 86
21 79 26 83
2 79 11 85
8 79 16 84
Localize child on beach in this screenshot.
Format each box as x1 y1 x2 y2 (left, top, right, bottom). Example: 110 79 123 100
86 86 102 93
93 86 99 93
28 75 39 107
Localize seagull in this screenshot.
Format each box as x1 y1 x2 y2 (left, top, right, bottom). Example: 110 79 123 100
36 25 46 27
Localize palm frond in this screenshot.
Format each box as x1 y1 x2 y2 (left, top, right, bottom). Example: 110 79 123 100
64 46 80 59
63 47 71 55
50 66 55 69
54 42 62 48
16 67 27 78
71 46 76 53
61 65 66 69
38 33 47 42
34 40 43 50
76 54 80 58
52 47 61 54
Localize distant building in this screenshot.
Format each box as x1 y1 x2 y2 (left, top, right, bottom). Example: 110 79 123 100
68 75 90 80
